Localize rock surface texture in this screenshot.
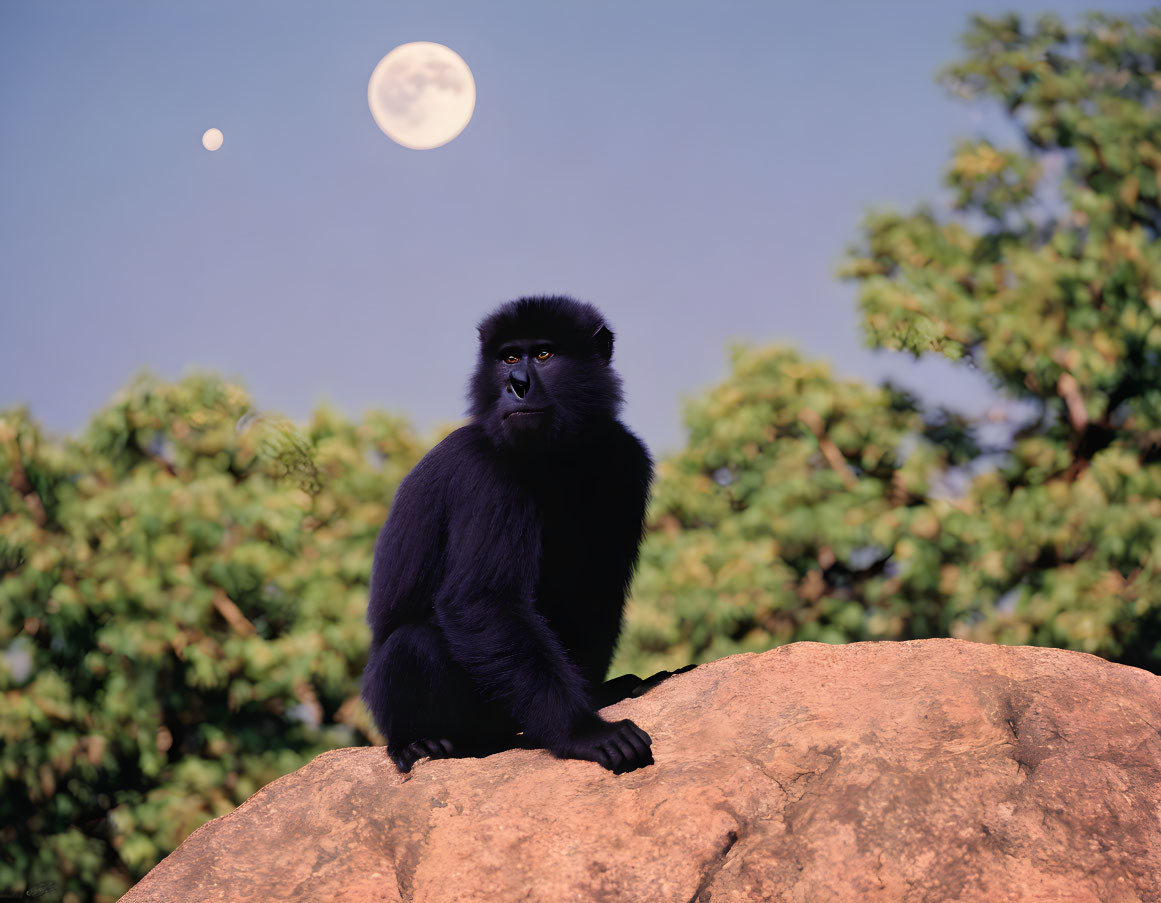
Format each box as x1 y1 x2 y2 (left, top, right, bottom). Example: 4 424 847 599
122 639 1161 903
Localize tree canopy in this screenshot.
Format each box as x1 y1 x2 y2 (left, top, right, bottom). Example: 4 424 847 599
617 10 1161 675
1 376 425 900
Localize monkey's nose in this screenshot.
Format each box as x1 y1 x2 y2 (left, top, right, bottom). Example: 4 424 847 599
510 368 530 399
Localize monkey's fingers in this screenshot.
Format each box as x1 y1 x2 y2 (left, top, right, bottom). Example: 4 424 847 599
607 734 638 773
626 722 652 749
619 725 653 766
391 750 415 773
598 740 626 773
622 739 652 770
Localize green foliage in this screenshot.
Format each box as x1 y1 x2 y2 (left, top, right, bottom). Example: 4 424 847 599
613 347 963 674
841 9 1161 666
617 9 1161 677
0 375 426 901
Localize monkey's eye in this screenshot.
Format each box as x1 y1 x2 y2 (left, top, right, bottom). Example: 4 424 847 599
504 354 520 364
536 350 553 361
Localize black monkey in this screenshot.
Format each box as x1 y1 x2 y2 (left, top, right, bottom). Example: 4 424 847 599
362 296 654 774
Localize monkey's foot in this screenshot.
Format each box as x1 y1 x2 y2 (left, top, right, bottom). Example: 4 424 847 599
390 738 454 773
631 663 698 697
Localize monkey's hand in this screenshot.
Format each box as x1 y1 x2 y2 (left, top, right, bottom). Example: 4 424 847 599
551 717 653 774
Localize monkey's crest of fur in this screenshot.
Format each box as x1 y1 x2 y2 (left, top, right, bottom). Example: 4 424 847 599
476 296 610 358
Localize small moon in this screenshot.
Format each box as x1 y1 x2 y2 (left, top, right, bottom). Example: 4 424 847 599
202 128 224 152
367 42 475 150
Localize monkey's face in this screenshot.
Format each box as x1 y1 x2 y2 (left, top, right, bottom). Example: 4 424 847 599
490 338 563 445
479 337 616 450
469 297 625 451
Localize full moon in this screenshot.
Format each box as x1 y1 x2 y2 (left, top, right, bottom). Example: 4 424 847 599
202 128 224 151
367 42 475 150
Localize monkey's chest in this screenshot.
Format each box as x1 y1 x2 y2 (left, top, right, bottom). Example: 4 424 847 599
534 472 613 567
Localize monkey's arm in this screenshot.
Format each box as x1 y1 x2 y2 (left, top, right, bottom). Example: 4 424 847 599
573 423 655 686
436 489 591 747
366 439 458 649
435 466 651 772
435 576 653 773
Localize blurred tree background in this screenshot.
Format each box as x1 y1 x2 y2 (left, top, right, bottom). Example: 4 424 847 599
3 9 1161 902
1 378 428 901
616 8 1161 675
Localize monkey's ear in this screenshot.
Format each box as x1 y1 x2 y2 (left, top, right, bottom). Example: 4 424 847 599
592 325 614 361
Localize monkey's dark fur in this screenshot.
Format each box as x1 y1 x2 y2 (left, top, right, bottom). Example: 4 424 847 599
362 296 655 774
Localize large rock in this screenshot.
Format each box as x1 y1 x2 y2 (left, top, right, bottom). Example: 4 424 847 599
121 639 1161 902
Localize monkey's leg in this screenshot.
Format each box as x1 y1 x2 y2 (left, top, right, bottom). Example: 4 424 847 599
363 623 518 772
591 665 699 708
591 674 645 708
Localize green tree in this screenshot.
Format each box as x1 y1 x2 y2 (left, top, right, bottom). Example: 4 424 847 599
0 375 426 901
845 10 1161 666
616 10 1161 676
613 347 964 675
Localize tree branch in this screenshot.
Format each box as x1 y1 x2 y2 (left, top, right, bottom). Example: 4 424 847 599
2 432 47 527
1056 372 1088 432
212 590 257 637
798 408 858 489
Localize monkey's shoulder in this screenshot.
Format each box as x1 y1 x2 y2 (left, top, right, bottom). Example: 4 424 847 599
581 420 653 488
395 424 494 497
607 420 652 469
393 421 649 516
414 423 492 466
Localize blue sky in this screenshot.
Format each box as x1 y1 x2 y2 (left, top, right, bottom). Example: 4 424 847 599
0 0 1150 453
